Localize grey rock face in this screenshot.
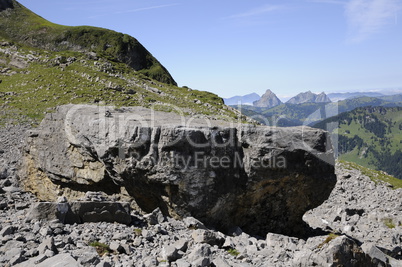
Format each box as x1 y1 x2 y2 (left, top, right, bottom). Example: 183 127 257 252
38 237 58 255
21 253 81 267
21 104 336 236
361 243 399 266
192 229 225 246
144 207 166 225
162 245 179 262
315 92 332 103
0 225 15 236
26 201 132 225
183 217 207 230
186 244 211 266
253 89 282 108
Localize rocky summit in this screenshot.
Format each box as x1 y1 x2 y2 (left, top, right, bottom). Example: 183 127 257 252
253 89 282 108
21 104 336 238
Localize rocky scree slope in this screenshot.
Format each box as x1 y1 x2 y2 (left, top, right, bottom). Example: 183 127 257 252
21 104 337 238
0 124 401 266
304 161 402 251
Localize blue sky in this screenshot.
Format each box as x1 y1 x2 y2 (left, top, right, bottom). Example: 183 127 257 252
18 0 402 98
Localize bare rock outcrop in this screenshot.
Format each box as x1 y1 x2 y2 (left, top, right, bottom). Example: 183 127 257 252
27 201 132 225
21 104 336 237
253 89 282 108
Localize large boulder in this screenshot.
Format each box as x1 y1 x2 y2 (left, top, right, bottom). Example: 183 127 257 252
21 104 336 236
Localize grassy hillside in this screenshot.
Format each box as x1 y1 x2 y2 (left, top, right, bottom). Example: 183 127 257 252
336 96 397 112
315 107 402 179
261 102 328 126
0 1 242 125
378 94 402 103
0 39 241 125
0 0 175 85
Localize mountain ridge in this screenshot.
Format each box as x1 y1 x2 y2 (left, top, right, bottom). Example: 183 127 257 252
0 0 176 85
314 106 402 179
286 91 331 104
327 92 384 102
232 94 402 127
223 93 260 105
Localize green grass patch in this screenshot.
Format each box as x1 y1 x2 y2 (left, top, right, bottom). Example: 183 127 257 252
338 145 377 169
382 218 396 229
227 248 240 256
134 228 142 236
318 233 339 249
89 241 111 256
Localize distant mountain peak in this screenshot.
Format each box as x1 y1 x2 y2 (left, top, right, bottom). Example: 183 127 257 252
287 91 331 104
223 93 260 105
253 89 282 108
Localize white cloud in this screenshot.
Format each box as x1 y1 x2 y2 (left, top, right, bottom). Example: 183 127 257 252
87 3 179 19
308 0 346 4
225 4 283 19
114 3 179 14
345 0 401 42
